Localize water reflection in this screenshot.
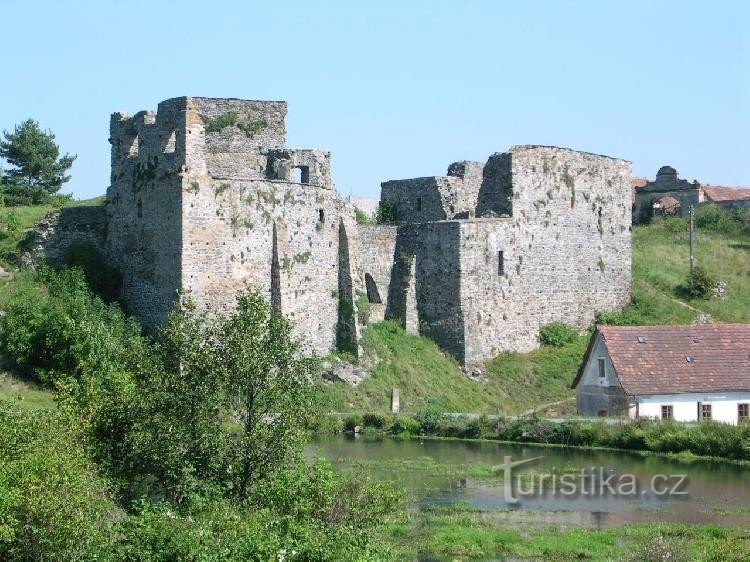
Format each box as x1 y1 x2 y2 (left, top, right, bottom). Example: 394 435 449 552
308 434 750 528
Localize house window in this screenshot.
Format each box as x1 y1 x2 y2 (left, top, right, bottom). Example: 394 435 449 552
661 405 673 420
739 403 749 424
498 251 504 275
416 197 422 212
597 358 606 378
699 403 712 421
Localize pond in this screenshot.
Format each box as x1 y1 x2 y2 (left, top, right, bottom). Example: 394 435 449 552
309 434 750 528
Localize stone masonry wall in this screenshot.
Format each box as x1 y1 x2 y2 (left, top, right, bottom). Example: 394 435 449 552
459 146 632 366
355 224 398 323
107 98 187 327
22 206 107 268
180 175 356 355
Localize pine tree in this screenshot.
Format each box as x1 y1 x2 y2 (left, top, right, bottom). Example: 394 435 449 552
0 119 76 205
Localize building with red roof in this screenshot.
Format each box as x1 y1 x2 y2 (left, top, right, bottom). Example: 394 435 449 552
572 324 750 424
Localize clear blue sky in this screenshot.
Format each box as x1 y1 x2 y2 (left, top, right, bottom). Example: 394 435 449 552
1 0 748 199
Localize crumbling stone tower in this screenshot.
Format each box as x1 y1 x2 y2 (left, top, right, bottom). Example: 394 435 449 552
107 97 358 355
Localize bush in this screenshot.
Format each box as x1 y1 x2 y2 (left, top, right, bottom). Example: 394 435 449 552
660 217 688 233
362 412 389 429
0 267 146 384
390 415 421 435
538 322 580 347
682 265 717 299
695 204 750 237
63 241 122 301
354 207 373 224
343 414 363 432
0 405 121 560
414 404 445 434
375 201 398 224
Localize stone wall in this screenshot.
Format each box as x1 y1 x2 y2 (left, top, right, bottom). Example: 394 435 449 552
380 145 632 367
22 206 107 268
107 98 187 327
84 98 638 370
380 160 485 223
459 146 632 366
356 224 398 323
180 175 356 355
633 166 700 223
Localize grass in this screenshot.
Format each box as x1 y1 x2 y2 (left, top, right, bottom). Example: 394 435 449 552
389 507 750 560
320 220 750 415
0 371 56 410
319 320 585 415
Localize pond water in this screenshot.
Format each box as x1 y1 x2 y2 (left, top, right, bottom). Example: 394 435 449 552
309 435 750 529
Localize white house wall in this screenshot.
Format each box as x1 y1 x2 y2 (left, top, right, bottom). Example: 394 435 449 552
637 393 750 425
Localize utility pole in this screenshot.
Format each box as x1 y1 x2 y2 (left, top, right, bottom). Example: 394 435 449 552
689 204 695 275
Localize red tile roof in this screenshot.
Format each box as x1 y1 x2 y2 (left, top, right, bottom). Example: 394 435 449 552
702 185 750 203
573 324 750 395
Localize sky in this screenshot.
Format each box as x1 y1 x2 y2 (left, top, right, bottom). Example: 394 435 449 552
1 0 748 200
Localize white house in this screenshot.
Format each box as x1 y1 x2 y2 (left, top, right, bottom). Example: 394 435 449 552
572 324 750 425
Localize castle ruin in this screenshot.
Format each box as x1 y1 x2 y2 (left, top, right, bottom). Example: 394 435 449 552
37 97 633 368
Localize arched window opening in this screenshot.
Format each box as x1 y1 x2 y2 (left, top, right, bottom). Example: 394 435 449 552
364 273 382 304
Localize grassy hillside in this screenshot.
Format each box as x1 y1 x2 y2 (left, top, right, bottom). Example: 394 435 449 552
320 220 750 415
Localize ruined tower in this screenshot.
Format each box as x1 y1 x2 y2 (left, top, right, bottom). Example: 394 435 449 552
107 97 358 355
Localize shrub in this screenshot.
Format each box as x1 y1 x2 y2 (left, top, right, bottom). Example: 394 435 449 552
343 414 363 432
414 404 445 434
63 241 122 301
695 204 750 237
354 207 373 224
0 405 121 560
0 267 146 384
681 265 717 299
538 322 580 347
375 201 398 224
362 412 389 429
204 111 238 133
390 415 421 435
660 216 688 233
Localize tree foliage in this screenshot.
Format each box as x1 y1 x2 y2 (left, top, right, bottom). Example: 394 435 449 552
0 270 402 558
0 119 76 205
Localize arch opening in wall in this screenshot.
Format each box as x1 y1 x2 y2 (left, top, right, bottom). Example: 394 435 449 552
318 209 325 223
123 130 139 157
364 273 382 304
652 196 680 217
162 128 177 153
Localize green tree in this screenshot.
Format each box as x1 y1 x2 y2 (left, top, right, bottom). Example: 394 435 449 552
217 290 316 500
0 119 76 205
